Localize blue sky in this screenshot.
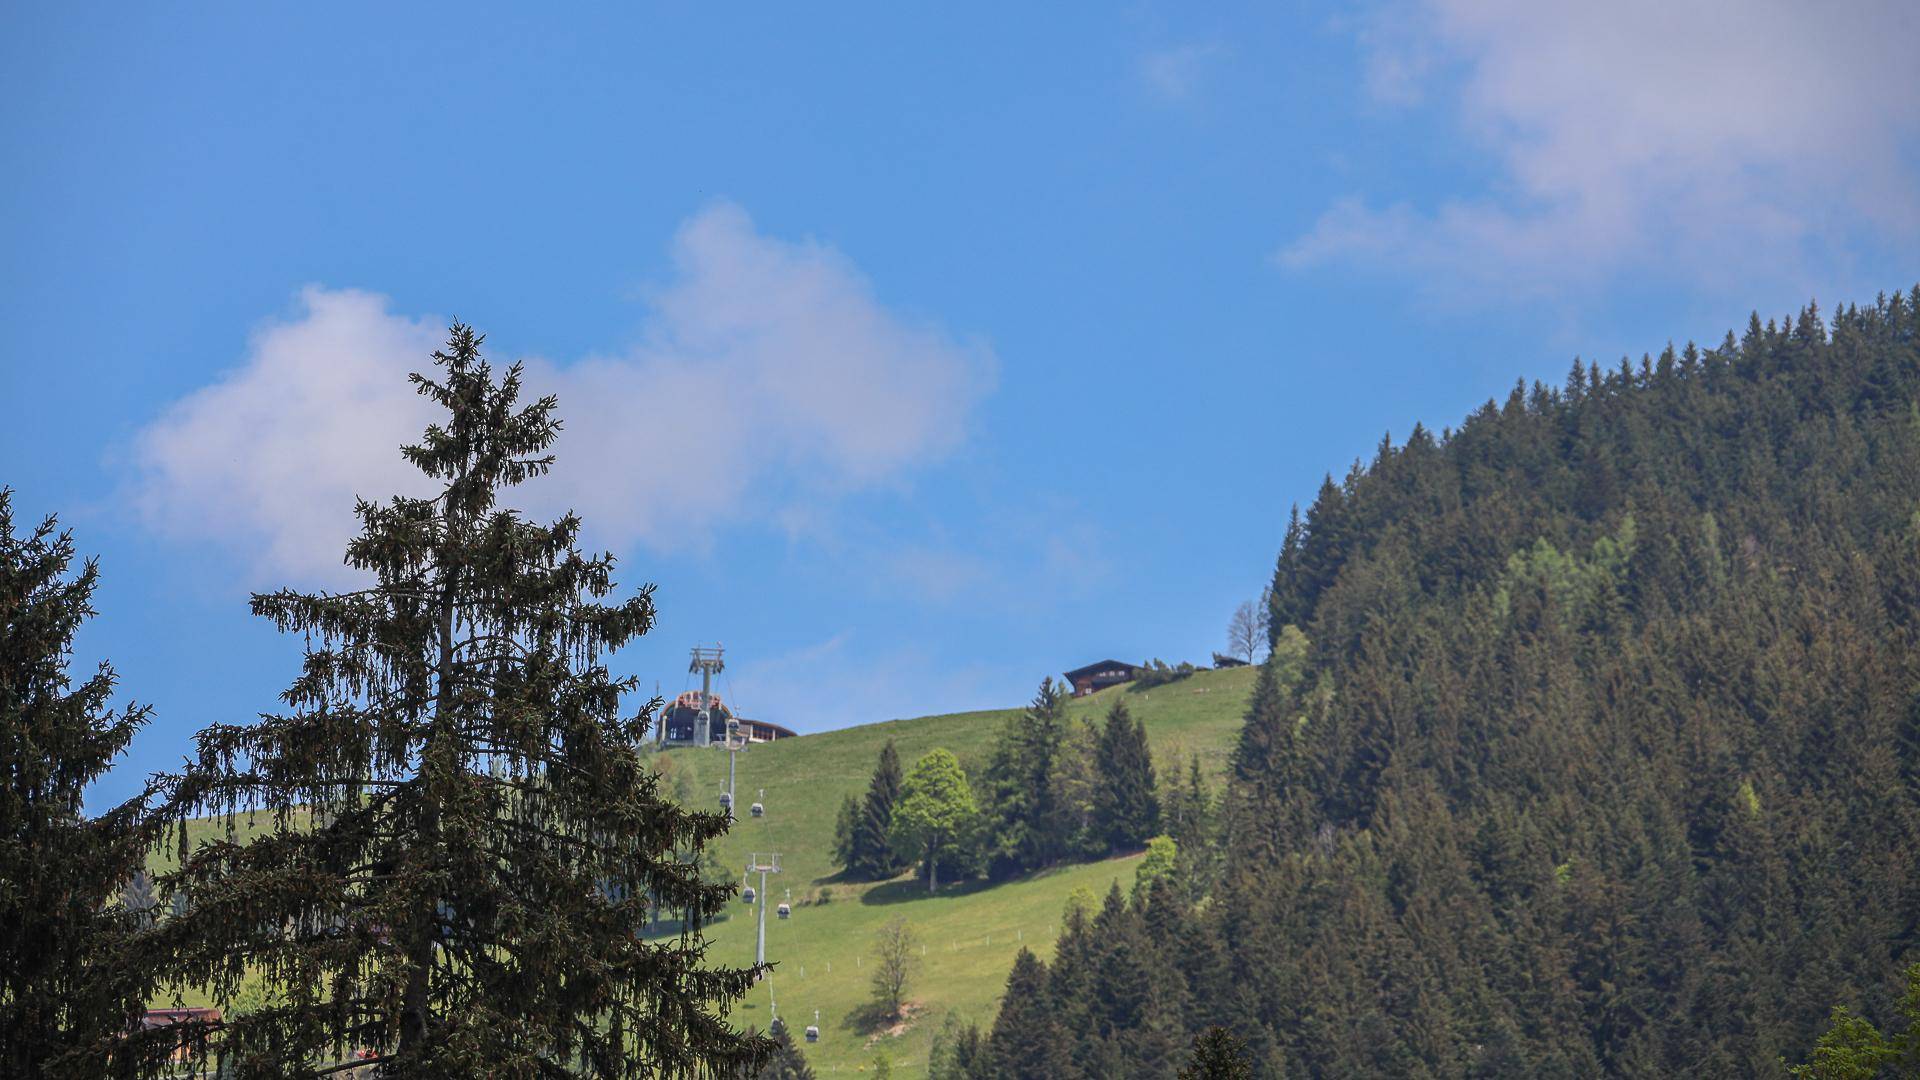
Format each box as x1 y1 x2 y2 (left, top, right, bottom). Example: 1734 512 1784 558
5 2 1917 807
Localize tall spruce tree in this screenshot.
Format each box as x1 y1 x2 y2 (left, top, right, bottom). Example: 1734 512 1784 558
152 327 763 1077
979 678 1066 878
831 793 860 873
1093 702 1158 852
847 740 903 880
985 949 1065 1080
0 492 171 1077
745 1025 814 1080
1178 1027 1253 1080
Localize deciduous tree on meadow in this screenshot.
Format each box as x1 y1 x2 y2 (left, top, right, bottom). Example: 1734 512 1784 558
890 748 976 893
869 916 918 1022
1226 600 1263 665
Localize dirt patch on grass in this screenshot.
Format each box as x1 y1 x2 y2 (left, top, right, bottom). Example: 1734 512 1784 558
861 1000 924 1045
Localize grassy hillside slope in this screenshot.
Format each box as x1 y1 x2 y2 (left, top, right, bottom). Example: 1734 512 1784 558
149 665 1256 1076
659 663 1256 1077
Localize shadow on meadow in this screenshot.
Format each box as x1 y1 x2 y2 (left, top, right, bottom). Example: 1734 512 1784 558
857 863 1085 906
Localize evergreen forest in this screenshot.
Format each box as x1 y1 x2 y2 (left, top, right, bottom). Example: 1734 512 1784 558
967 293 1920 1077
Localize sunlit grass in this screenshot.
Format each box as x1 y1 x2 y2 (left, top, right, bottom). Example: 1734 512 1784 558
147 665 1257 1077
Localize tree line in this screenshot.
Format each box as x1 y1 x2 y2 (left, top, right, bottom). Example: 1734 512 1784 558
1 329 766 1077
831 679 1167 891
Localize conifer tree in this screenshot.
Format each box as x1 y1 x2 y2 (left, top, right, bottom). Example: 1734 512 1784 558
1093 702 1158 851
1267 506 1307 642
986 949 1065 1080
928 1012 989 1080
831 793 859 873
848 740 903 880
1092 883 1184 1077
0 492 171 1077
979 678 1065 878
1046 716 1105 860
746 1025 814 1080
926 1012 972 1080
1178 1027 1253 1080
151 327 763 1077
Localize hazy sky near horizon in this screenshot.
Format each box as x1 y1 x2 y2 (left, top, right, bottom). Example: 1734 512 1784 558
5 2 1918 807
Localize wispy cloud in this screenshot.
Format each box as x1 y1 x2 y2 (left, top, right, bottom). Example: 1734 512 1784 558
1140 43 1223 103
725 632 1007 735
1283 0 1920 301
132 202 996 584
863 499 1116 610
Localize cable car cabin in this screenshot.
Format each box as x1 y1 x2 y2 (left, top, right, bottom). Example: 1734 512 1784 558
776 902 791 919
719 791 733 811
742 886 756 904
804 1025 819 1044
749 801 764 818
770 1016 786 1037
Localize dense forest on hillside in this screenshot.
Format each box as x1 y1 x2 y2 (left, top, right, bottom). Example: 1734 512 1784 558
973 292 1920 1078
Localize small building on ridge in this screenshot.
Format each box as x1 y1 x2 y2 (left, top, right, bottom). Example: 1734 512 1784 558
1063 659 1140 697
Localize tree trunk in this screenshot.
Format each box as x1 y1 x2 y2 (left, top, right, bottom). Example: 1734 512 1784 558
927 848 939 893
401 549 458 1057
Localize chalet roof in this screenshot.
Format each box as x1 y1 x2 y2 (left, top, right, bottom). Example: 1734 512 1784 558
739 717 801 740
1063 659 1139 680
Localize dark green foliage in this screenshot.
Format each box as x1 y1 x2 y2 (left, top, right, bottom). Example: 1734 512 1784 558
890 749 978 893
1045 716 1107 861
1093 702 1158 852
979 679 1067 879
745 1026 814 1080
986 886 1187 1080
1134 660 1199 690
1158 755 1218 899
927 1012 987 1080
844 740 904 880
1265 507 1306 647
831 793 859 872
986 949 1066 1080
1179 1027 1253 1080
991 291 1920 1076
0 492 172 1077
151 328 763 1077
1788 963 1920 1079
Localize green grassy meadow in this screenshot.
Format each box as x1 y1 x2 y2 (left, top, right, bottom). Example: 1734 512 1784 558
150 664 1257 1076
662 664 1257 1077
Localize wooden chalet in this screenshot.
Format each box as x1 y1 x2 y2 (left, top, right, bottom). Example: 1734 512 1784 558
1063 659 1140 697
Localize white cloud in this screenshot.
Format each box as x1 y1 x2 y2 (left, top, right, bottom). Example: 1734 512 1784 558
1284 0 1920 299
133 202 995 584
